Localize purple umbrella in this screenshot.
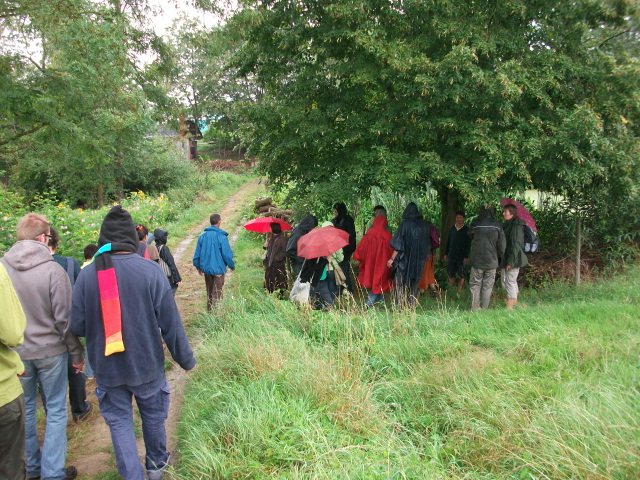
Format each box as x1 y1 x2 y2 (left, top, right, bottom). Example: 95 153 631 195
501 198 537 232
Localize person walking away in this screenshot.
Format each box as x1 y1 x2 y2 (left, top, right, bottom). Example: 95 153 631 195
331 202 357 293
0 261 27 480
81 244 98 269
263 222 288 297
353 215 393 307
468 207 506 310
286 214 318 278
444 211 471 293
135 225 159 262
80 244 98 379
70 205 196 480
368 205 393 234
47 229 92 423
192 213 235 310
387 203 428 309
418 218 439 296
154 228 181 296
0 213 83 480
501 204 529 309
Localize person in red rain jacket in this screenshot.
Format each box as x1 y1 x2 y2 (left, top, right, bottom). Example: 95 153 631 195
353 215 394 307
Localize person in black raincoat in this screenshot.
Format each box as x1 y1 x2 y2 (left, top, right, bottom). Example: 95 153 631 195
153 228 181 296
331 202 357 293
387 202 428 308
286 215 318 278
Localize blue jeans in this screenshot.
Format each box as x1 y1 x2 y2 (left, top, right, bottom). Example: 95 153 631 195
21 352 69 480
96 377 170 480
366 292 385 306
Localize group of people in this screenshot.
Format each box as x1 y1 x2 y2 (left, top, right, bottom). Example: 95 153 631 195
261 201 529 311
1 208 197 480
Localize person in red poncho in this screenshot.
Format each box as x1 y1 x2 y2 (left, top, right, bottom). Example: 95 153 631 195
353 215 394 307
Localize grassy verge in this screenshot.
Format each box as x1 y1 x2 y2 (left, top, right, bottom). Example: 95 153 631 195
176 224 640 479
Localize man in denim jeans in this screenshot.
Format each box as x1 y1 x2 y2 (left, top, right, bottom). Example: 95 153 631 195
71 206 196 480
1 213 84 480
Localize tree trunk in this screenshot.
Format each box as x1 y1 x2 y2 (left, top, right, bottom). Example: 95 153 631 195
115 147 124 201
438 187 464 260
575 217 582 285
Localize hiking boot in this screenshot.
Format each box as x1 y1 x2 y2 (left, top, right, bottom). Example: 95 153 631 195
29 466 77 480
73 401 93 422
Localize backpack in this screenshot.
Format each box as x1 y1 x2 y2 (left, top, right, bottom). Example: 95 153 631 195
157 245 172 277
523 225 539 253
429 223 440 249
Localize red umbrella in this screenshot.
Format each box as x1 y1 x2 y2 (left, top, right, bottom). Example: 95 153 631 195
297 226 350 259
243 216 292 233
501 198 537 232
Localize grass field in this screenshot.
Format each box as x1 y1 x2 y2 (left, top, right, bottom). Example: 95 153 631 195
176 222 640 479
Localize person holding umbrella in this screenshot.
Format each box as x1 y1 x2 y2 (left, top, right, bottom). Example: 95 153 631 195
286 215 318 278
263 222 288 297
501 203 529 309
296 224 350 311
331 202 357 293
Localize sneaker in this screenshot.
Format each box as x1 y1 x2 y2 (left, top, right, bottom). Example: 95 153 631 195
73 401 93 422
147 453 170 480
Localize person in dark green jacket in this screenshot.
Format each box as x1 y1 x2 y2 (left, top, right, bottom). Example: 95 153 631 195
501 204 529 309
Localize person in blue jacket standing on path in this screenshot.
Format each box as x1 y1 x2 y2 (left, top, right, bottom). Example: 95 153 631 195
192 213 235 310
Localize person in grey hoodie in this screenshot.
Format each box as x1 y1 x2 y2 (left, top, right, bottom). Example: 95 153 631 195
468 206 506 310
0 213 83 480
500 204 529 309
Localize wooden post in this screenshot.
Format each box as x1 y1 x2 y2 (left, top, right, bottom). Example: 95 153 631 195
575 217 582 285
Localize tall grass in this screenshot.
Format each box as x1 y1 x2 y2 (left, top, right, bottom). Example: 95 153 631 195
176 224 640 479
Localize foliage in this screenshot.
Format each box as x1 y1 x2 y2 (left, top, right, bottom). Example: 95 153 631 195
229 0 640 233
0 0 178 207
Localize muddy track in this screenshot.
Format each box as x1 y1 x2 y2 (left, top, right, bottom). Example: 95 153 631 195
69 178 262 479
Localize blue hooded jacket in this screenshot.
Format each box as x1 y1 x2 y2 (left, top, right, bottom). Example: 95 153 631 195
192 225 235 275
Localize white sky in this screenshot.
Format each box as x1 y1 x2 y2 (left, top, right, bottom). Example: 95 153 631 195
147 0 226 37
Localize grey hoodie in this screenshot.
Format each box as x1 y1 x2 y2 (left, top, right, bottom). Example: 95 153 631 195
0 240 83 363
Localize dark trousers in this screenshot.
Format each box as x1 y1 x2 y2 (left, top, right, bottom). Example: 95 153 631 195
68 357 89 416
41 356 89 417
0 394 26 480
394 275 419 309
311 280 334 311
204 274 225 310
338 254 353 293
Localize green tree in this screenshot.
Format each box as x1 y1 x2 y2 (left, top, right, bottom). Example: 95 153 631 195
0 0 178 206
231 0 640 241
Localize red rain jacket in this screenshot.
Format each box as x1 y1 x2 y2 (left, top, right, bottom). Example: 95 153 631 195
353 216 393 294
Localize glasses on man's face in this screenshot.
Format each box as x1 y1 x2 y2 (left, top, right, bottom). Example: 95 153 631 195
43 233 52 238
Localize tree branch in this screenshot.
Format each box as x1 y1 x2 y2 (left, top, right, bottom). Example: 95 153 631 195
0 123 48 147
598 29 633 48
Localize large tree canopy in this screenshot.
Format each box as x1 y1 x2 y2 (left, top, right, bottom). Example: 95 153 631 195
231 0 640 218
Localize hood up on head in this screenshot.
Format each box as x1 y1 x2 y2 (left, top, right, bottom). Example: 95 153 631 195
98 205 138 253
153 228 168 245
402 202 420 220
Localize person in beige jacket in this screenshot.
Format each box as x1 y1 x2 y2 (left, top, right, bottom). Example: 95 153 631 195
0 213 83 480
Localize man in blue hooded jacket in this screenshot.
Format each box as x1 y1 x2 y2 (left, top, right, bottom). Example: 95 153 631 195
192 213 235 310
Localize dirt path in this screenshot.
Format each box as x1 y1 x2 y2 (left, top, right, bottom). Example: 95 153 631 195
69 178 263 479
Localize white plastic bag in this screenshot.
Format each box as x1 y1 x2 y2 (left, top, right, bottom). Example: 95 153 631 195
289 277 311 305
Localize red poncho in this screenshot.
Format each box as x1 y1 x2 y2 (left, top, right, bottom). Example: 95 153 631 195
353 216 393 294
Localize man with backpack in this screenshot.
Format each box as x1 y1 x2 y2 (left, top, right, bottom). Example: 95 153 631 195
501 204 529 309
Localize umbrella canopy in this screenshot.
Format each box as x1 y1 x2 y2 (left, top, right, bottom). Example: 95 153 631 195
501 198 537 232
297 226 350 259
243 216 292 234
